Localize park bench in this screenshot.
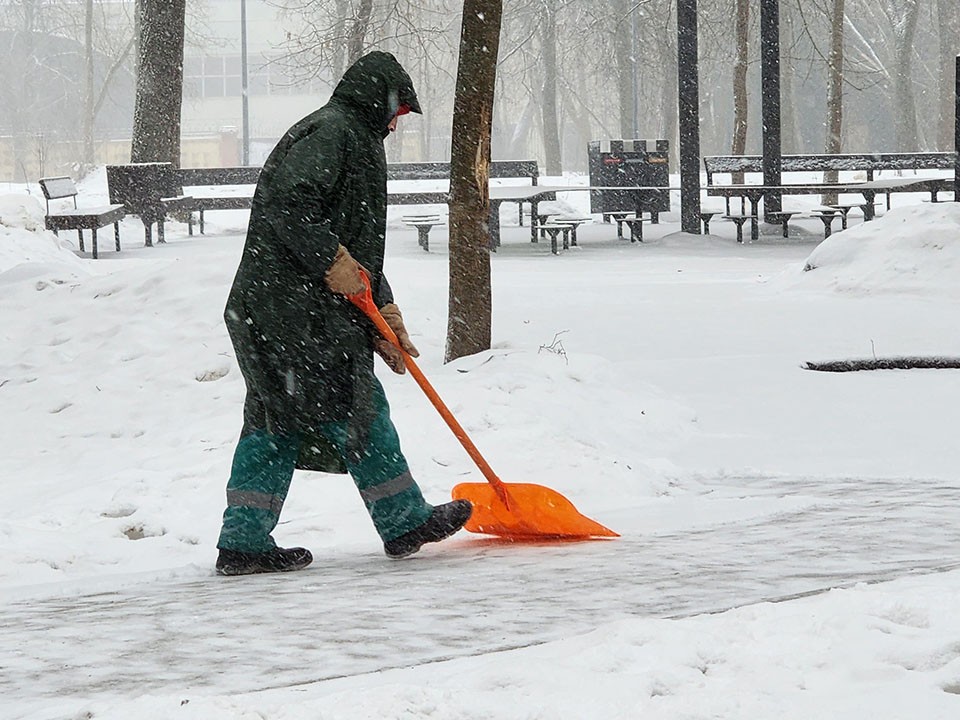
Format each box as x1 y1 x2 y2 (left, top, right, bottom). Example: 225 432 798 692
171 160 539 238
401 213 444 252
106 163 196 246
536 223 573 254
704 152 955 214
387 159 539 221
552 216 592 247
38 176 126 259
178 166 260 234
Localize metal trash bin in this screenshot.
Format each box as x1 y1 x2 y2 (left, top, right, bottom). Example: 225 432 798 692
587 139 670 222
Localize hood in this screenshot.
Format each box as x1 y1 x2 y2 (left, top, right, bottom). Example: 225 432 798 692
331 51 422 134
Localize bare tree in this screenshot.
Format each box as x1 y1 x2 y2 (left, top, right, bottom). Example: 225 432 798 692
823 0 845 204
348 0 375 63
446 0 502 363
886 0 920 150
731 0 749 177
936 0 960 149
539 0 562 174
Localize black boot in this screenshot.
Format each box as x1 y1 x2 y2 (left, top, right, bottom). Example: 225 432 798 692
215 546 313 576
383 499 473 559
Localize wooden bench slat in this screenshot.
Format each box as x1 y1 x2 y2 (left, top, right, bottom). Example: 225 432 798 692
39 176 78 201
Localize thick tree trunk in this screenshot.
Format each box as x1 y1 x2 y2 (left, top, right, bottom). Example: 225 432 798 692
130 0 185 166
936 0 960 150
540 0 562 175
823 0 845 205
445 0 502 363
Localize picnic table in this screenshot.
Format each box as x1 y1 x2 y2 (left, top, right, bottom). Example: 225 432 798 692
487 185 672 247
705 178 951 241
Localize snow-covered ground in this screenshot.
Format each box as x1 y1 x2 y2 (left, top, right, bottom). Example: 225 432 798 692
2 174 960 719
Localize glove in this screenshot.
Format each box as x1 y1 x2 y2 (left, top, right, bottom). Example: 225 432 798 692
379 303 419 357
374 337 406 374
324 244 366 296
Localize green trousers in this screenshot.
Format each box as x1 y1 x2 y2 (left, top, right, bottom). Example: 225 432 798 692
217 380 433 552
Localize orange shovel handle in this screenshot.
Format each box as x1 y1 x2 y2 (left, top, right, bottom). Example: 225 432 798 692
348 276 511 509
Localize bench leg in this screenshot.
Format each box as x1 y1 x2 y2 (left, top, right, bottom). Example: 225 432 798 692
200 209 205 235
91 227 99 260
819 217 834 238
630 222 643 243
733 220 744 244
570 226 578 247
561 227 570 251
188 214 194 236
702 218 711 234
781 220 789 238
549 230 559 255
114 222 121 252
77 229 85 253
530 201 539 242
417 226 430 252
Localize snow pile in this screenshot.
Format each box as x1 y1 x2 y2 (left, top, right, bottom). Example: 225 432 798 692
799 203 960 297
0 193 89 280
0 192 46 231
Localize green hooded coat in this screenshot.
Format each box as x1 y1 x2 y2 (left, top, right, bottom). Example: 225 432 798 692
224 51 422 473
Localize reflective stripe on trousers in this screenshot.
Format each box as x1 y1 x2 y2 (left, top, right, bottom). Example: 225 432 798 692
217 379 433 551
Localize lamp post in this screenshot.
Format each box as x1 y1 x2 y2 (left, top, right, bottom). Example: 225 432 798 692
677 0 701 234
240 0 250 166
631 5 640 137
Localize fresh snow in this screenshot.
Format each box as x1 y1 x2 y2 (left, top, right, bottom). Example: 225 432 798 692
1 176 959 719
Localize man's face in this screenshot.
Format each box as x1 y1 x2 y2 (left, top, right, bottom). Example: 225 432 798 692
387 113 400 134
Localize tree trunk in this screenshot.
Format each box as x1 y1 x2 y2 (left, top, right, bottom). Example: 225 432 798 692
613 0 635 138
445 0 502 363
540 0 561 175
823 0 845 205
347 0 374 66
780 6 800 153
937 0 960 150
731 0 749 181
333 0 350 81
891 0 920 151
130 0 186 166
82 0 95 168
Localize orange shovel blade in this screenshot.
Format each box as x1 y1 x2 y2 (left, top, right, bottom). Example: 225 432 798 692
452 482 619 539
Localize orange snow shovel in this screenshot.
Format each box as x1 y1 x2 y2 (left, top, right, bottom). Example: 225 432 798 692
349 275 618 540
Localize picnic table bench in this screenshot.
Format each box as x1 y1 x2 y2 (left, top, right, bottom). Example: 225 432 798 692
704 152 955 215
39 176 126 259
401 213 444 252
705 179 942 241
387 160 539 223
